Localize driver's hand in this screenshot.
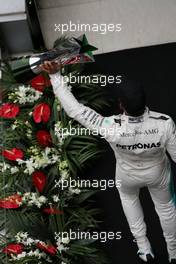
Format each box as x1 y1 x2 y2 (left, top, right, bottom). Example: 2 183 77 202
40 61 62 74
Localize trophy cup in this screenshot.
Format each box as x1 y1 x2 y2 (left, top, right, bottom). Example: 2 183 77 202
5 34 98 83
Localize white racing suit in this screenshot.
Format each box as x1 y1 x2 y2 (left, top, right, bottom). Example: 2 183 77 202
50 72 176 261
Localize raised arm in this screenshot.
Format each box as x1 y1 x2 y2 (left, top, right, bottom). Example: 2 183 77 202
40 61 121 143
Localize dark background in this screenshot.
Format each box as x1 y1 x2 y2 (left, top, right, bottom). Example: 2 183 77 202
83 43 176 264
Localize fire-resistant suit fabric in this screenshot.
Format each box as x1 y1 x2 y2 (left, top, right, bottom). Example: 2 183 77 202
49 72 176 261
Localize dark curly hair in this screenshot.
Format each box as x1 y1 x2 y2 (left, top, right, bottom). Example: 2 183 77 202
118 79 146 117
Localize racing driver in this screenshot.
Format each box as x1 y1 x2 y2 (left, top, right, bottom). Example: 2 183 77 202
40 61 176 263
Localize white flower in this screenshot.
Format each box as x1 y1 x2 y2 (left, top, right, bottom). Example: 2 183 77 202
26 237 36 246
69 187 81 195
54 121 69 145
38 196 47 204
28 250 35 256
10 166 19 174
11 124 18 130
16 159 25 165
59 160 69 170
18 251 26 258
23 159 36 174
44 147 51 155
8 85 42 104
24 249 48 260
58 244 69 252
51 155 59 163
52 195 60 202
56 121 62 127
15 231 41 247
60 170 69 181
55 234 70 253
26 129 32 138
61 237 70 244
0 162 11 172
15 232 29 243
22 192 47 208
17 148 60 175
34 249 40 257
10 251 26 260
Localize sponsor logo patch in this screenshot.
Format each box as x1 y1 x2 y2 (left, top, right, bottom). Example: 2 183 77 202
119 128 159 137
116 142 161 150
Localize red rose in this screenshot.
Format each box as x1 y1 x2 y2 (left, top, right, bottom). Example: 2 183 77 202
43 207 63 215
0 194 22 209
2 243 24 255
2 148 24 161
36 242 57 255
30 74 51 92
33 103 51 123
36 130 52 147
0 103 20 118
32 171 47 193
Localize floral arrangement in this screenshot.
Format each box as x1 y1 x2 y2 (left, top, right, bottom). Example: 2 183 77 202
0 57 109 264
